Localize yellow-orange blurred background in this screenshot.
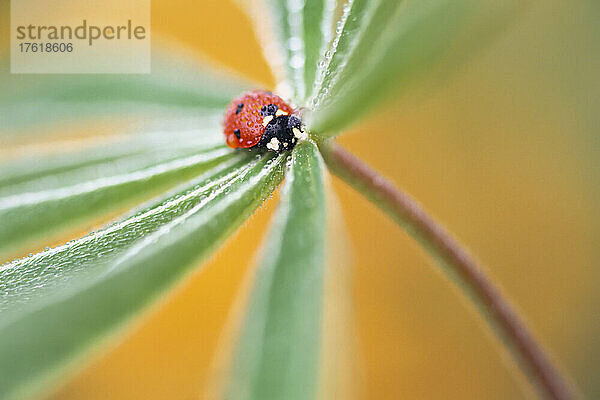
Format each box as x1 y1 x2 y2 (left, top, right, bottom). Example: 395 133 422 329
2 0 599 398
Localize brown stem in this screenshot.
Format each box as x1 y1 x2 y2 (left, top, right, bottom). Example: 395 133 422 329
319 141 577 400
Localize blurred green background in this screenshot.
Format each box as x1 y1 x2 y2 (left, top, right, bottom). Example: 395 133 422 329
1 0 598 398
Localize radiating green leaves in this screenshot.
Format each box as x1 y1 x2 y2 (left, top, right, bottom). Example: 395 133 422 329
225 140 327 400
0 126 233 258
267 0 335 104
0 152 286 400
307 0 522 135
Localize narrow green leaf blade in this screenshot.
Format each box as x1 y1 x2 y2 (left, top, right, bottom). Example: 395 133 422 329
226 140 327 400
309 0 399 109
302 0 336 102
308 0 522 135
0 152 286 400
0 123 223 194
0 50 249 133
0 127 233 257
266 0 335 104
268 0 297 99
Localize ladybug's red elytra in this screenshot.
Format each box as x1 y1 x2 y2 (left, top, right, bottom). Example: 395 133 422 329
223 90 307 152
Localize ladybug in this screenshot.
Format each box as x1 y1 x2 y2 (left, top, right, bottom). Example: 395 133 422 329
223 90 307 152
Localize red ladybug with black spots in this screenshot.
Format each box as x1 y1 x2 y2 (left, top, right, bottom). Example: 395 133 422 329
223 91 307 152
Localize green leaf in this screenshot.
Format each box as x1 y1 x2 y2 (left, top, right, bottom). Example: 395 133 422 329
267 0 335 104
302 0 336 103
0 152 286 400
0 127 234 258
309 0 399 110
0 50 249 133
308 0 522 135
0 123 223 193
225 140 327 400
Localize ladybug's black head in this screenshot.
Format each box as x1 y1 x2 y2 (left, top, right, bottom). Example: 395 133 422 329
260 103 279 117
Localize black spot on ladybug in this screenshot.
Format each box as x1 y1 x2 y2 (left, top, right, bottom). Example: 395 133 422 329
260 103 279 117
235 103 244 114
234 129 241 139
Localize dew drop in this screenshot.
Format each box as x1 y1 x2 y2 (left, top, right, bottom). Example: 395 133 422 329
290 54 305 69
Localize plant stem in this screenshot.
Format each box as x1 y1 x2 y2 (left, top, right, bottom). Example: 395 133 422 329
318 141 577 400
